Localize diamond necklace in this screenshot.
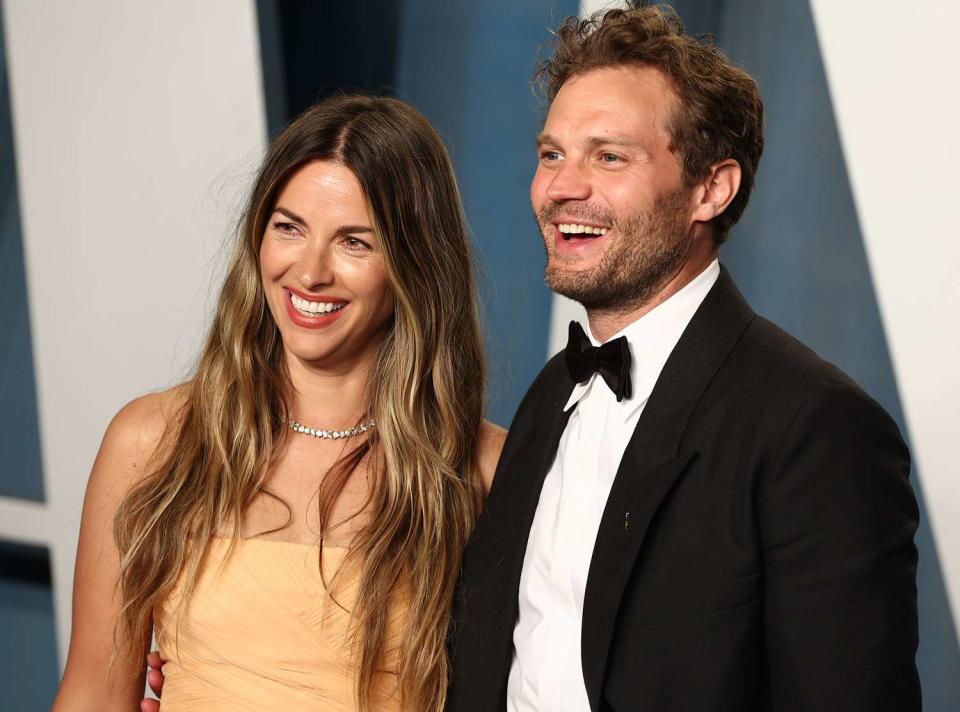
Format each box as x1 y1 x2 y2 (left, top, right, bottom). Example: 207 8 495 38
285 416 376 440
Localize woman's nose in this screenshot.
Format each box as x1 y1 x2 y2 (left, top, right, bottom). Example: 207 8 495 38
296 242 334 290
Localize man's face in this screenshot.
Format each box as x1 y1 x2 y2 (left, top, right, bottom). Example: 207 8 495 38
531 65 696 311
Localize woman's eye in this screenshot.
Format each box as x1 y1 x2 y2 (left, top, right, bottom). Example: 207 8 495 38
343 236 370 251
273 221 300 236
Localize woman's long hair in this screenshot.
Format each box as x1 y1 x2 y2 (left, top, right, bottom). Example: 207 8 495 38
113 95 486 711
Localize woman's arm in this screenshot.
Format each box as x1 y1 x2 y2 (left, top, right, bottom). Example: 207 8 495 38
477 420 507 494
52 391 175 711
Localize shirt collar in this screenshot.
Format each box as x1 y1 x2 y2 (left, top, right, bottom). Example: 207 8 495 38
563 259 720 421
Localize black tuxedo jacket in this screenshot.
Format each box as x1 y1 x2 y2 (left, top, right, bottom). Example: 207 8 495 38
448 268 920 711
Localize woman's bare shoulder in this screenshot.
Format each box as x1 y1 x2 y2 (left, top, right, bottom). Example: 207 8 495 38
476 420 508 493
95 384 190 491
107 383 188 446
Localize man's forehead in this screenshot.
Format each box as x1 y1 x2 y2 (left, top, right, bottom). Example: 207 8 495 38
540 103 672 150
542 66 677 137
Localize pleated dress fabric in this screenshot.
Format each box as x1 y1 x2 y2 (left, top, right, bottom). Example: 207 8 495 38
155 537 402 711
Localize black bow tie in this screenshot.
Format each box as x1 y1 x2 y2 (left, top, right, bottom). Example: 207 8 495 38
564 321 632 402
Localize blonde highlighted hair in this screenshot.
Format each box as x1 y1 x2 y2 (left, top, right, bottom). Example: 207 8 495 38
114 94 486 711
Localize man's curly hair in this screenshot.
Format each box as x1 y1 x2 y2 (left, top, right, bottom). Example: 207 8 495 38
535 2 764 243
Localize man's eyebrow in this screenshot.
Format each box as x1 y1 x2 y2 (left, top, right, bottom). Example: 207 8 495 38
584 135 643 149
535 133 644 149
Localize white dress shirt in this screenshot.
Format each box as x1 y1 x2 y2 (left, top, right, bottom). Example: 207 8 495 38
506 260 720 712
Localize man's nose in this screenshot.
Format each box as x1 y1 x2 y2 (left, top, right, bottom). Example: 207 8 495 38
297 241 334 290
546 161 591 202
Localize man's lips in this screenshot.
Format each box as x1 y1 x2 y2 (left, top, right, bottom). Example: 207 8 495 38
552 220 610 236
550 223 612 255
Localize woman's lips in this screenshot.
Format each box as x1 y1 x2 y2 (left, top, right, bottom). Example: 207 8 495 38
283 289 347 329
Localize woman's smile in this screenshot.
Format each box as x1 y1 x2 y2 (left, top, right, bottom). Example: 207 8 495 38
284 287 349 328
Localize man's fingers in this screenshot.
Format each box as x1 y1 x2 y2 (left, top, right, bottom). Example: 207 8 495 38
146 649 166 698
147 668 164 696
141 701 160 712
146 650 164 670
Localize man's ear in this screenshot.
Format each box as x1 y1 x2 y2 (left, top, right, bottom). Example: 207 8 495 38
691 159 741 224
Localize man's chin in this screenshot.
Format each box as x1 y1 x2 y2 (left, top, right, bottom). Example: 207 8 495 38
545 251 603 277
545 266 604 305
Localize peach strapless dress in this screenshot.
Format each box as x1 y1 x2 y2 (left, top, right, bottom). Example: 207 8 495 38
155 537 401 711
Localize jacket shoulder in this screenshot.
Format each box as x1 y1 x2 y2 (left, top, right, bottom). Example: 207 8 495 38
727 316 902 440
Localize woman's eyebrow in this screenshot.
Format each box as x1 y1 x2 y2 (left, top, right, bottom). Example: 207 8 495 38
272 207 373 235
273 206 308 225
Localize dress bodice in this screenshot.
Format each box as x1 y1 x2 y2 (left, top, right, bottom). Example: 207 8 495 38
155 537 401 711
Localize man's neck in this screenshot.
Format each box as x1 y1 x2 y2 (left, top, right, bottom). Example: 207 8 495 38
587 249 719 343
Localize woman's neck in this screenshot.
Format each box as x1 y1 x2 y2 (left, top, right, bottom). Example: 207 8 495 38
284 349 376 428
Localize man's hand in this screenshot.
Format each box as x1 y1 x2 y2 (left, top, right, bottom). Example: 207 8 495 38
140 650 165 712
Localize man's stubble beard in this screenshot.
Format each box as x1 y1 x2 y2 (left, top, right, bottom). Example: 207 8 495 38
541 187 692 313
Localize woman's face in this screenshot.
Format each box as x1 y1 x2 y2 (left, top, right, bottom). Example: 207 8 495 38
259 160 394 369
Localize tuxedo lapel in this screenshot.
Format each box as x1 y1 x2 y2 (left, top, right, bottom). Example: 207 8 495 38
451 359 576 709
580 266 755 709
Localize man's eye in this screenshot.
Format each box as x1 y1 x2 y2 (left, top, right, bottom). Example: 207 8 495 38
540 150 561 161
600 153 622 163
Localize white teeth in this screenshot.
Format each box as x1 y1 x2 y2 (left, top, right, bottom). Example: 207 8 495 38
289 292 346 316
558 223 608 236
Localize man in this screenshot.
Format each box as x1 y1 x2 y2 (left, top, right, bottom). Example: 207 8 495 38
446 4 920 711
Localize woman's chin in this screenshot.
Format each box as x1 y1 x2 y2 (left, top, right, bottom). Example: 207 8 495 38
281 338 375 371
284 343 341 367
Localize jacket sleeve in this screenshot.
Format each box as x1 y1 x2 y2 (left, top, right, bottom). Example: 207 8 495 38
759 385 920 710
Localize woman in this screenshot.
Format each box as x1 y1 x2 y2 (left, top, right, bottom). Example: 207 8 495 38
52 94 505 711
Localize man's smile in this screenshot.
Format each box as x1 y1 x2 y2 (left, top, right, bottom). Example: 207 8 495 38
557 222 609 238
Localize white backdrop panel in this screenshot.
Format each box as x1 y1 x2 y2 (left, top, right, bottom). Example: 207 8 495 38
810 0 960 624
2 0 266 664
